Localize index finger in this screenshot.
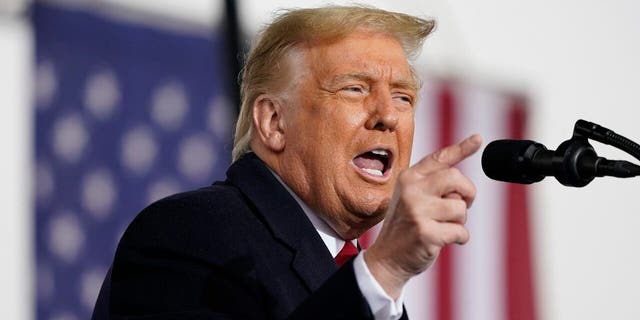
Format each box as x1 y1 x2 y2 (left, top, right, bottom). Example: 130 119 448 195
414 134 483 174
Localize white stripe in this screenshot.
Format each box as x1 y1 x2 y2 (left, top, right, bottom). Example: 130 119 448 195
0 19 31 320
404 79 441 319
410 79 440 165
454 82 510 320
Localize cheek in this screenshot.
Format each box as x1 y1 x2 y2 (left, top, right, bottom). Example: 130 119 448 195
396 116 415 168
344 108 367 128
316 107 366 147
329 98 370 126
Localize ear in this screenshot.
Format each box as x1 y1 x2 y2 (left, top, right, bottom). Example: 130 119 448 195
252 94 286 152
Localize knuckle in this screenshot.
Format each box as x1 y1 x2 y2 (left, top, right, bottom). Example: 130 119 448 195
424 198 444 219
449 225 469 244
460 210 469 224
431 149 446 163
447 167 463 179
398 186 419 205
459 227 471 244
450 201 467 223
469 181 478 198
469 180 477 194
425 245 441 258
455 199 468 214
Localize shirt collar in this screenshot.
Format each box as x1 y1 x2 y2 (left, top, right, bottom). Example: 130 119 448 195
268 168 355 258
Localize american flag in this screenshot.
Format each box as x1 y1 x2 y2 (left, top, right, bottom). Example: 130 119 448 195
33 2 234 319
361 79 537 320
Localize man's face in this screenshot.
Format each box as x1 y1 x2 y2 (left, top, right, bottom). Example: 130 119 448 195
278 31 417 239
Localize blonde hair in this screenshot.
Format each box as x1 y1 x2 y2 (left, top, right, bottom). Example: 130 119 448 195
232 5 435 161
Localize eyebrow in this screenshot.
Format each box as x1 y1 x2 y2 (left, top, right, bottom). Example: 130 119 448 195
329 72 418 92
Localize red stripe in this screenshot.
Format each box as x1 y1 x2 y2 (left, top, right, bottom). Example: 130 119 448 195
436 83 456 320
505 97 537 320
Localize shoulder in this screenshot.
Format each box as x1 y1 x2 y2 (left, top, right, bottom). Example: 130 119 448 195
141 182 247 220
136 183 246 225
116 182 266 256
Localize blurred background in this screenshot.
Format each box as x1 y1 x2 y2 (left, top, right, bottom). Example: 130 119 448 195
1 0 639 319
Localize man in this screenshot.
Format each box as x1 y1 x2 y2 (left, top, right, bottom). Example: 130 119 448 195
93 5 481 319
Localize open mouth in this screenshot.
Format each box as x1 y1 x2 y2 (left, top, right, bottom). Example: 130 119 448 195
352 149 393 178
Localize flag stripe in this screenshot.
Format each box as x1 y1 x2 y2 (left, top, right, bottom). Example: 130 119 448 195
435 82 457 320
505 97 537 320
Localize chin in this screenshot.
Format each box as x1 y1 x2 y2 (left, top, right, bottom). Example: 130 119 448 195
349 197 389 220
334 200 388 240
364 188 391 210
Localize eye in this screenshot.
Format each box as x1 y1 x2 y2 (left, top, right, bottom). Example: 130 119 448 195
342 85 366 94
393 93 414 105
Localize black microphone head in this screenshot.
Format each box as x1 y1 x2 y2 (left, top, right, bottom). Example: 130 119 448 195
482 139 546 184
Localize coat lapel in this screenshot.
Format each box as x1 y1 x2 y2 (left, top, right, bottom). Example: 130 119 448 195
225 153 337 292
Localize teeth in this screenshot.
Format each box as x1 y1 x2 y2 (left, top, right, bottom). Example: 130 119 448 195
362 168 383 176
371 149 388 157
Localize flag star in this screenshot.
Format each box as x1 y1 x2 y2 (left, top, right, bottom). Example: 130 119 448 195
51 114 89 164
47 211 85 264
81 168 117 220
80 268 107 311
207 95 234 141
150 80 189 131
120 125 158 175
146 177 181 204
84 69 121 120
177 133 217 183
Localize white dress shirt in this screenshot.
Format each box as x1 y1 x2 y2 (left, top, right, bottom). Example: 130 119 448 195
270 170 405 320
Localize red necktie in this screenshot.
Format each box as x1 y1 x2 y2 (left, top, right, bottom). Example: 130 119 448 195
335 241 359 267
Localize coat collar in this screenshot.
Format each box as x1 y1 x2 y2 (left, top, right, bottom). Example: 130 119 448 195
225 153 337 292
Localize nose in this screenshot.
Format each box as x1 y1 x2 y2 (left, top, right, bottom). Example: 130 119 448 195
365 88 399 131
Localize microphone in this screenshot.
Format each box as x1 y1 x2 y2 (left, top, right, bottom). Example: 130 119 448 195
482 139 640 187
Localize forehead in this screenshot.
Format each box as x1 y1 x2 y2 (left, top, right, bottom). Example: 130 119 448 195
301 31 415 84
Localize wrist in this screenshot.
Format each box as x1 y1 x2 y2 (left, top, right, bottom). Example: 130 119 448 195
363 248 409 300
